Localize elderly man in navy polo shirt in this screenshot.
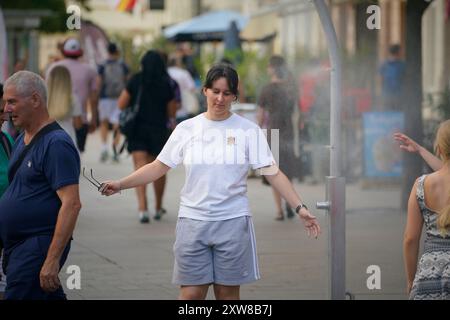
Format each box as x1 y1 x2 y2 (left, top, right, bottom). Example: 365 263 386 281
0 71 81 300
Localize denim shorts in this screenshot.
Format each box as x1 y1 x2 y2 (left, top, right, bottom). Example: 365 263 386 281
172 215 260 286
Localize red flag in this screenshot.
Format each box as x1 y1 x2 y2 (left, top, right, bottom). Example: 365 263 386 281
117 0 137 13
125 0 137 12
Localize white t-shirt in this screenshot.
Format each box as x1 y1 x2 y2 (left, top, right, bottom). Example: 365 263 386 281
168 66 196 118
157 113 275 221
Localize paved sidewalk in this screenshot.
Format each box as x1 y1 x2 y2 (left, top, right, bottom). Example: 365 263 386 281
61 132 409 300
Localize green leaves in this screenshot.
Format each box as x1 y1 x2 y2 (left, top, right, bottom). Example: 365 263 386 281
1 0 90 33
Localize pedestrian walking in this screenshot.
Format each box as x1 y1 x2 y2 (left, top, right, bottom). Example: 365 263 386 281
378 44 406 111
403 120 450 299
0 71 82 300
159 51 182 131
167 53 197 123
99 63 321 300
117 50 176 223
97 43 130 163
257 55 298 220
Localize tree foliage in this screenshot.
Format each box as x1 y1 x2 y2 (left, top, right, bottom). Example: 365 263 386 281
1 0 90 33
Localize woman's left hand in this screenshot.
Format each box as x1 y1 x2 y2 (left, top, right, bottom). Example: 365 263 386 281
298 208 321 239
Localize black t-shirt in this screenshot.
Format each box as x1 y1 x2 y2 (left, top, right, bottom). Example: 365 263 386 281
126 73 175 130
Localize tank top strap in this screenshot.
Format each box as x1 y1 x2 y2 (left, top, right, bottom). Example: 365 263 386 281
416 174 427 212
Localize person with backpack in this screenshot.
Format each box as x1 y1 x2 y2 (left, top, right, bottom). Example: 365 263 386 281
0 83 14 299
97 43 130 163
379 44 406 111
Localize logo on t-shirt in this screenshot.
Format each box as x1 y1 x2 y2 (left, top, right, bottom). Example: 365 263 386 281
27 160 32 168
227 136 236 145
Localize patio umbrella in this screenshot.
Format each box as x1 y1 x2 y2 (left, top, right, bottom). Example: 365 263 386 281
223 20 243 64
164 10 248 42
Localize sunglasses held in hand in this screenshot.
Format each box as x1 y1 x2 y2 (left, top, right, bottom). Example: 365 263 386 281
82 167 104 191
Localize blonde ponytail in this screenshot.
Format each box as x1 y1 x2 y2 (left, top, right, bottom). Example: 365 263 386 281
434 120 450 236
47 66 72 121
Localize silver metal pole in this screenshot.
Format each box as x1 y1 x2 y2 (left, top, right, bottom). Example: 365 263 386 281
326 176 346 299
313 0 342 177
312 0 346 300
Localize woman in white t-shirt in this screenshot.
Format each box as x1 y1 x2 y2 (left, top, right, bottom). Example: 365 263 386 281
99 63 321 300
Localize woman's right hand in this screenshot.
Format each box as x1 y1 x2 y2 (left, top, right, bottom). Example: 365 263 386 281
393 133 420 153
298 208 321 239
99 180 121 196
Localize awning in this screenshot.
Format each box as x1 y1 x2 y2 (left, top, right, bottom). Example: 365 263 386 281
240 12 278 42
163 10 248 42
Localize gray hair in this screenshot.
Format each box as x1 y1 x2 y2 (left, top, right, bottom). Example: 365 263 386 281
4 70 48 104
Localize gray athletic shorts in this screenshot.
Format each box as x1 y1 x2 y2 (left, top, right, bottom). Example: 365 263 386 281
172 215 260 286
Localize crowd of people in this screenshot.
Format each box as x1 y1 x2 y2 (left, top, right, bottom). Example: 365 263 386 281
0 37 448 301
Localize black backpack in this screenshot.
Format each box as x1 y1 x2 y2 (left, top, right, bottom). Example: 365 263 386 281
119 86 141 137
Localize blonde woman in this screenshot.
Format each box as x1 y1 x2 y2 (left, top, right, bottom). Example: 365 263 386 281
47 65 82 147
403 120 450 300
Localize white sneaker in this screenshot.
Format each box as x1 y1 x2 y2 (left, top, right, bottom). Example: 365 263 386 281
139 211 150 224
154 208 167 221
100 150 109 163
